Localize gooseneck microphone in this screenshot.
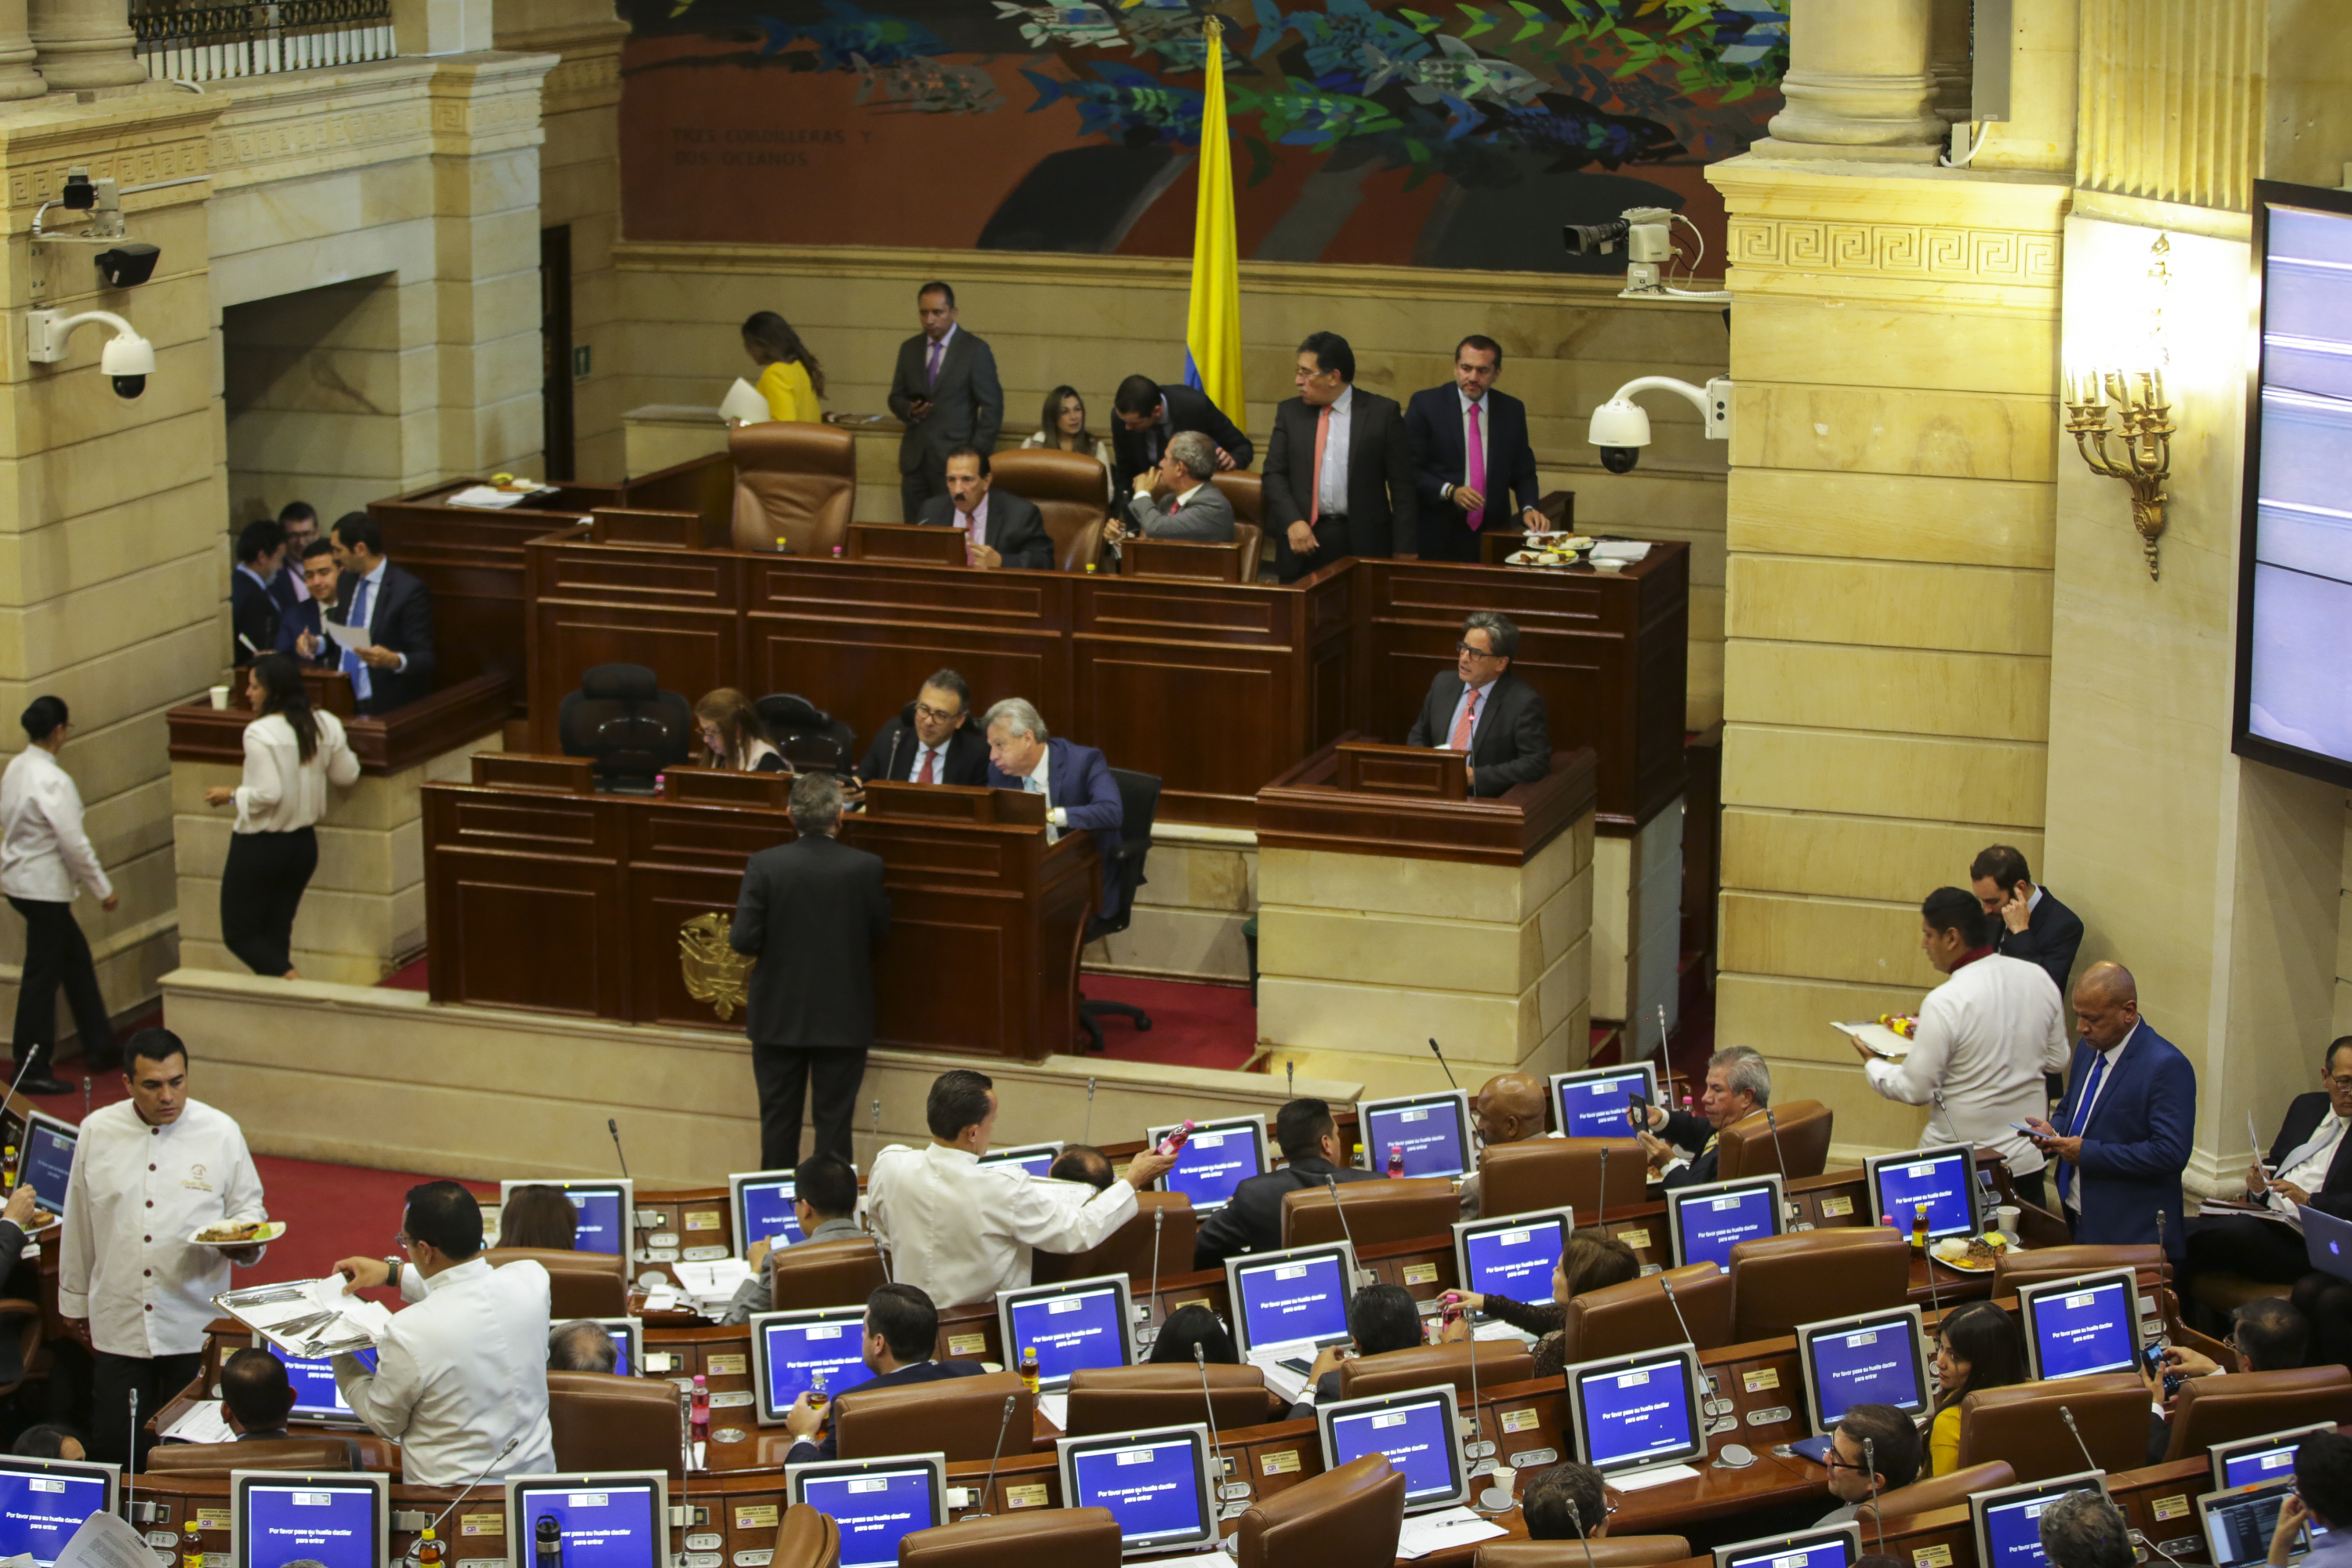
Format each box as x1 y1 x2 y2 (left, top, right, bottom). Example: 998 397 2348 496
1764 1106 1794 1193
1428 1038 1460 1091
1287 1060 1294 1098
883 724 905 786
124 1389 138 1523
1084 1076 1097 1146
1138 1207 1165 1346
2059 1405 2099 1475
1866 1435 1886 1555
964 1394 1017 1520
1195 1344 1247 1511
1660 1278 1721 1417
1595 1144 1610 1229
1323 1175 1371 1287
608 1119 630 1180
1564 1499 1598 1568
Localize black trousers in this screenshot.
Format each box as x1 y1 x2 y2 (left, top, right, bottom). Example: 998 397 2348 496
899 456 947 524
2186 1213 2310 1282
2010 1167 2047 1212
8 896 113 1065
752 1045 866 1170
220 827 318 976
1273 516 1351 583
90 1348 203 1468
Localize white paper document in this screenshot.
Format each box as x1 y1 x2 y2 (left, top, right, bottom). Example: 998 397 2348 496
213 1276 394 1359
321 619 373 652
1833 1021 1914 1059
1036 1392 1069 1431
445 485 532 510
671 1258 753 1314
719 379 771 425
1611 1462 1700 1491
1245 1348 1308 1404
161 1399 235 1446
1395 1508 1508 1559
56 1507 158 1568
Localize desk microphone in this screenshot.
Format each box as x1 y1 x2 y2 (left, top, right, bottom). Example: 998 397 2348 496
1195 1344 1249 1512
1323 1176 1373 1288
1462 1319 1492 1482
1084 1076 1097 1147
123 1388 138 1524
1865 1436 1886 1555
1427 1038 1459 1091
608 1118 630 1180
2059 1405 2100 1475
883 725 905 786
1564 1500 1598 1568
1595 1145 1610 1230
410 1438 522 1563
2133 1530 2191 1568
1137 1207 1164 1347
1659 1278 1722 1417
0 1054 40 1165
1764 1108 1797 1220
1287 1061 1294 1098
963 1394 1017 1520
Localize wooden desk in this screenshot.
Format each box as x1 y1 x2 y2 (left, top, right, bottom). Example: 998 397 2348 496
165 673 514 775
1258 741 1596 865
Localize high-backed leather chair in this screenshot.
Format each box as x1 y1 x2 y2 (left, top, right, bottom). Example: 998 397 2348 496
729 420 856 554
1063 1364 1276 1436
553 666 692 787
1954 1373 2150 1481
2161 1366 2352 1462
1282 1177 1457 1248
832 1370 1034 1462
1728 1229 1909 1344
1557 1263 1734 1362
1859 1461 2015 1522
991 448 1109 571
898 1506 1123 1568
485 1247 626 1317
1229 522 1264 580
771 1503 840 1568
146 1436 395 1475
1338 1340 1534 1400
546 1370 683 1472
1715 1100 1832 1179
1477 1139 1648 1222
1993 1245 2162 1297
1210 470 1262 526
1232 1454 1405 1568
768 1236 888 1312
1476 1538 1695 1568
1033 1192 1197 1285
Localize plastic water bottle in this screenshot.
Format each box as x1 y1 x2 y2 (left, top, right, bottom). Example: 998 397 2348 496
1019 1345 1040 1395
417 1527 443 1568
1386 1144 1405 1180
690 1374 710 1445
1911 1203 1930 1254
535 1517 561 1568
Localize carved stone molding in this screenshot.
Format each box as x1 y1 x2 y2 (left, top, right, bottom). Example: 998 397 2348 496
1729 217 2061 285
205 55 551 187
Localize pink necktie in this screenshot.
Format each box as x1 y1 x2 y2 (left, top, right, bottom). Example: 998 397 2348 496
926 339 943 391
1465 400 1486 532
957 513 978 565
1450 688 1479 750
1307 403 1332 528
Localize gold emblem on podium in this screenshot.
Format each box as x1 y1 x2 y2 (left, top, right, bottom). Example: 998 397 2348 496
679 912 753 1021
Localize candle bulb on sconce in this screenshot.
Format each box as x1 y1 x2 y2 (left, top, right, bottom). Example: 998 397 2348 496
2064 360 2176 581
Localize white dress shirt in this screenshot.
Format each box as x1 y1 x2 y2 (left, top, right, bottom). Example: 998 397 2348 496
234 712 360 834
347 560 408 670
1315 386 1355 517
1864 951 2070 1174
1 746 111 904
2063 1022 2138 1213
1437 677 1497 751
2274 1111 2347 1214
867 1143 1139 1308
904 739 949 782
335 1256 558 1486
1019 749 1061 841
58 1098 267 1357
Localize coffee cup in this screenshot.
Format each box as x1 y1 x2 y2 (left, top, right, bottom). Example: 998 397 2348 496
208 684 230 710
1994 1203 2020 1237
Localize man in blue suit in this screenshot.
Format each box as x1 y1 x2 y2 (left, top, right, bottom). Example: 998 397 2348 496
1403 336 1545 563
982 697 1123 920
777 1282 983 1463
2026 961 2195 1258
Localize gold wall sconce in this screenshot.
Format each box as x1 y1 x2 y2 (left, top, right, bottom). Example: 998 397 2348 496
2063 368 2175 580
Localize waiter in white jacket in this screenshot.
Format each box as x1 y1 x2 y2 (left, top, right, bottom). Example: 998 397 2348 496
331 1181 557 1486
869 1069 1179 1308
58 1029 268 1467
1849 887 2071 1208
2 695 119 1094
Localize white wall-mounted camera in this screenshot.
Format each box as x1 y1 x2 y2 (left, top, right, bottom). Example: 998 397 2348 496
34 165 165 292
1563 206 1733 303
1586 376 1733 474
26 309 157 400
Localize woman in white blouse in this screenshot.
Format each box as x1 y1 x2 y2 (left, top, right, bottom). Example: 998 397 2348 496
693 688 786 773
1021 386 1115 501
203 653 358 978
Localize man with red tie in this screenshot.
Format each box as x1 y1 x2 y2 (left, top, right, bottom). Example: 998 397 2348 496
1404 336 1547 563
1404 612 1551 797
1262 331 1417 583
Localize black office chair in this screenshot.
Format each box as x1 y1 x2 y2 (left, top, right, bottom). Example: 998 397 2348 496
755 693 857 772
1076 768 1160 1051
556 663 691 791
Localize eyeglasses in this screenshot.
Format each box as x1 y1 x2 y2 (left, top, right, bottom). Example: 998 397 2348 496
914 702 962 724
393 1232 414 1250
1824 1450 1867 1473
1456 641 1503 659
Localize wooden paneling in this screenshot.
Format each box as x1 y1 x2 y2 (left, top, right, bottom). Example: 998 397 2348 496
165 674 511 776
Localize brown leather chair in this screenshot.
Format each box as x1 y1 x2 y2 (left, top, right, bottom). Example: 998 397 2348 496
1859 1461 2015 1523
1954 1373 2150 1481
1557 1263 1735 1362
485 1248 626 1317
771 1503 840 1568
2161 1366 2352 1462
1728 1228 1910 1344
1211 470 1262 526
2189 1273 2295 1320
1231 521 1264 581
547 1370 682 1472
898 1506 1123 1568
1232 1453 1405 1568
729 420 856 554
991 448 1109 572
1033 1192 1197 1285
1993 1245 2163 1297
833 1370 1034 1462
146 1436 396 1475
1338 1340 1534 1400
1476 1539 1695 1568
1063 1363 1276 1436
1282 1177 1457 1248
1478 1139 1648 1222
1715 1100 1832 1179
769 1236 889 1312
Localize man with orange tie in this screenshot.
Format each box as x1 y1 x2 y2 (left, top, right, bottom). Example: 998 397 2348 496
1405 612 1551 797
1263 331 1417 583
1405 336 1546 563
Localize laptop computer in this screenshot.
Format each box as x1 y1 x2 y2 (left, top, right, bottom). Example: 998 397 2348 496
2302 1204 2352 1281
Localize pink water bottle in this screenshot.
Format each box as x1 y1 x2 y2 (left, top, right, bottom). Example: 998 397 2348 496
690 1374 710 1446
1156 1120 1197 1156
1386 1144 1405 1179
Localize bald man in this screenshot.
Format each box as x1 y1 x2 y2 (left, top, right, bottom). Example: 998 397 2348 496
1460 1072 1548 1221
2025 962 2195 1258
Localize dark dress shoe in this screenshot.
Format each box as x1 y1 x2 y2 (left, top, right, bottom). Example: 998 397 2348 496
12 1073 74 1095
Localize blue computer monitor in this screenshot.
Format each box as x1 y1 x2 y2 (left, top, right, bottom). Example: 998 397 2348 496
2017 1269 2141 1380
2212 1423 2336 1490
1666 1175 1784 1273
753 1308 877 1424
787 1455 946 1568
1864 1146 1977 1240
978 1142 1065 1179
1973 1473 2108 1568
730 1171 803 1252
1225 1243 1356 1356
0 1455 117 1566
997 1274 1134 1391
586 1318 643 1379
1714 1524 1861 1568
1056 1425 1220 1556
499 1179 633 1256
1795 1307 1931 1436
1451 1208 1572 1308
17 1112 76 1217
1355 1091 1474 1179
232 1472 388 1568
1149 1117 1268 1214
504 1472 667 1568
274 1350 368 1427
1319 1385 1470 1515
1565 1344 1708 1477
1550 1065 1660 1139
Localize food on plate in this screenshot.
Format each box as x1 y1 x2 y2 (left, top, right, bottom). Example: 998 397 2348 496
1930 1233 2009 1267
197 1220 267 1243
1875 1012 1919 1039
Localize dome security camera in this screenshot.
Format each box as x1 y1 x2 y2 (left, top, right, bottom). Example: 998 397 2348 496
25 308 155 401
1588 398 1651 474
101 330 155 399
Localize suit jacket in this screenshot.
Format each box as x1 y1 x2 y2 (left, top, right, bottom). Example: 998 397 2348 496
783 1358 985 1465
915 491 1054 571
1403 670 1551 797
888 329 1003 475
1192 1156 1383 1271
1657 1107 1726 1192
1261 390 1417 580
230 568 289 660
331 562 436 713
988 736 1123 918
2258 1091 2352 1218
729 833 891 1049
1994 887 2085 1001
1123 481 1236 543
273 599 340 669
858 705 990 787
1403 385 1541 564
1109 384 1254 495
2053 1020 2196 1258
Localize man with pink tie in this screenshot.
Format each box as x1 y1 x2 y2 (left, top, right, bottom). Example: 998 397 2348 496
1404 612 1552 798
1404 336 1546 564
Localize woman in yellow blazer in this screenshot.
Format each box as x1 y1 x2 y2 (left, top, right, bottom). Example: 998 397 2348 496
742 311 825 422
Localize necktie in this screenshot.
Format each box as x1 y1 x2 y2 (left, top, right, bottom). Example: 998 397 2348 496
917 747 935 785
2058 1052 2108 1207
2273 1114 2343 1179
926 338 943 392
1307 403 1332 528
956 512 979 565
340 575 373 703
1465 400 1487 532
1449 687 1479 750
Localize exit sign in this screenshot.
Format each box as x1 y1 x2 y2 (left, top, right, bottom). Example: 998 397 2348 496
572 344 591 383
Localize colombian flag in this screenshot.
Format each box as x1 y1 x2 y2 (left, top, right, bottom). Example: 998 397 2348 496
1182 18 1243 433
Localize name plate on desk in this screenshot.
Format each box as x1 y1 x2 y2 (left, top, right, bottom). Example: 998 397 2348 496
1334 742 1468 800
847 523 968 567
665 768 788 808
471 753 595 793
860 780 1047 827
1123 537 1246 583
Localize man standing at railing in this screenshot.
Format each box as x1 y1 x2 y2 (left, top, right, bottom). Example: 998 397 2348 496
888 281 1002 524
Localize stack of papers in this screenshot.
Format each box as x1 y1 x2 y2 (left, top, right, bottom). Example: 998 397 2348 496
1396 1508 1508 1559
670 1258 753 1316
1590 540 1652 564
162 1400 235 1445
213 1278 394 1358
1245 1348 1308 1404
1036 1392 1069 1431
445 485 548 510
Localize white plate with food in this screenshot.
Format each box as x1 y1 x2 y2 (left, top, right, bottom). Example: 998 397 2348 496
189 1220 286 1247
1928 1234 2009 1274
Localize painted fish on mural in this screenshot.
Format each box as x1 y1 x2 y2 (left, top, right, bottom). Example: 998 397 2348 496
1246 0 1432 77
1362 32 1542 107
754 0 943 70
857 52 1004 111
1477 95 1682 166
991 0 1125 51
1020 60 1205 141
1710 2 1788 67
1235 77 1403 147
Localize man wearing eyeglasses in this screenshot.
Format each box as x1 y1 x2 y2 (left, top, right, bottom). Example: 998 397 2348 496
2186 1035 2352 1312
1404 611 1551 797
858 670 989 787
2268 1432 2352 1568
1814 1403 1920 1526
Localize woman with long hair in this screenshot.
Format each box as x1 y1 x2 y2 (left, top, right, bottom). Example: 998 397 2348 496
499 1184 579 1250
693 688 785 773
1438 1227 1640 1377
202 653 358 978
1022 385 1114 499
742 311 826 423
1146 1302 1240 1367
1926 1299 2027 1475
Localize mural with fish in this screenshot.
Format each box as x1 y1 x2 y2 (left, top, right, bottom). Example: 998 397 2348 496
619 0 1787 272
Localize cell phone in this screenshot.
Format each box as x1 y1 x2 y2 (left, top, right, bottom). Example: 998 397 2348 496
1276 1356 1313 1377
2142 1341 2183 1396
2010 1121 2040 1135
1628 1092 1649 1112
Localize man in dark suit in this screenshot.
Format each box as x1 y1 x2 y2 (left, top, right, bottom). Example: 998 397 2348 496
1194 1098 1381 1269
1970 844 2085 1000
1634 1046 1773 1191
1261 332 1417 583
1109 374 1252 499
1403 612 1551 797
887 281 1003 523
914 449 1052 570
220 1346 297 1442
1104 432 1236 563
274 542 343 669
777 1283 983 1463
729 773 891 1170
230 519 294 661
2186 1035 2352 1294
2027 961 2195 1260
982 698 1123 919
327 512 435 714
1404 336 1545 563
858 669 989 786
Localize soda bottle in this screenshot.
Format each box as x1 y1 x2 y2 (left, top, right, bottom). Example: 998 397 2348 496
810 1365 830 1401
1018 1345 1040 1395
1911 1204 1929 1252
2 1145 16 1189
689 1374 710 1446
775 535 791 554
417 1528 444 1568
830 545 843 557
1386 1144 1405 1179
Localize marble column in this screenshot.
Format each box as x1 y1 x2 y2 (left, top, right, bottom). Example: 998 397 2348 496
28 0 146 89
0 0 45 99
1758 0 1944 161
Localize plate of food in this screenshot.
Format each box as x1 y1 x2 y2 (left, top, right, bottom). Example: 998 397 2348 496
1831 1017 1918 1058
189 1219 286 1247
1929 1233 2009 1273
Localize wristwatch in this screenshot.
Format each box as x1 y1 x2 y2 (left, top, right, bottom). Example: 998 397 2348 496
383 1255 405 1288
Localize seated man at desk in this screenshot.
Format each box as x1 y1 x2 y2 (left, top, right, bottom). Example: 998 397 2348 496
1633 1045 1771 1190
915 448 1053 570
274 541 343 670
546 1319 619 1374
982 698 1123 919
1403 611 1551 797
1458 1070 1548 1221
1109 373 1250 499
858 669 989 786
1522 1461 1611 1541
328 512 436 714
721 1152 865 1324
1288 1283 1424 1415
778 1283 983 1463
220 1346 298 1442
1816 1403 1920 1526
1104 432 1236 560
1193 1098 1381 1270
